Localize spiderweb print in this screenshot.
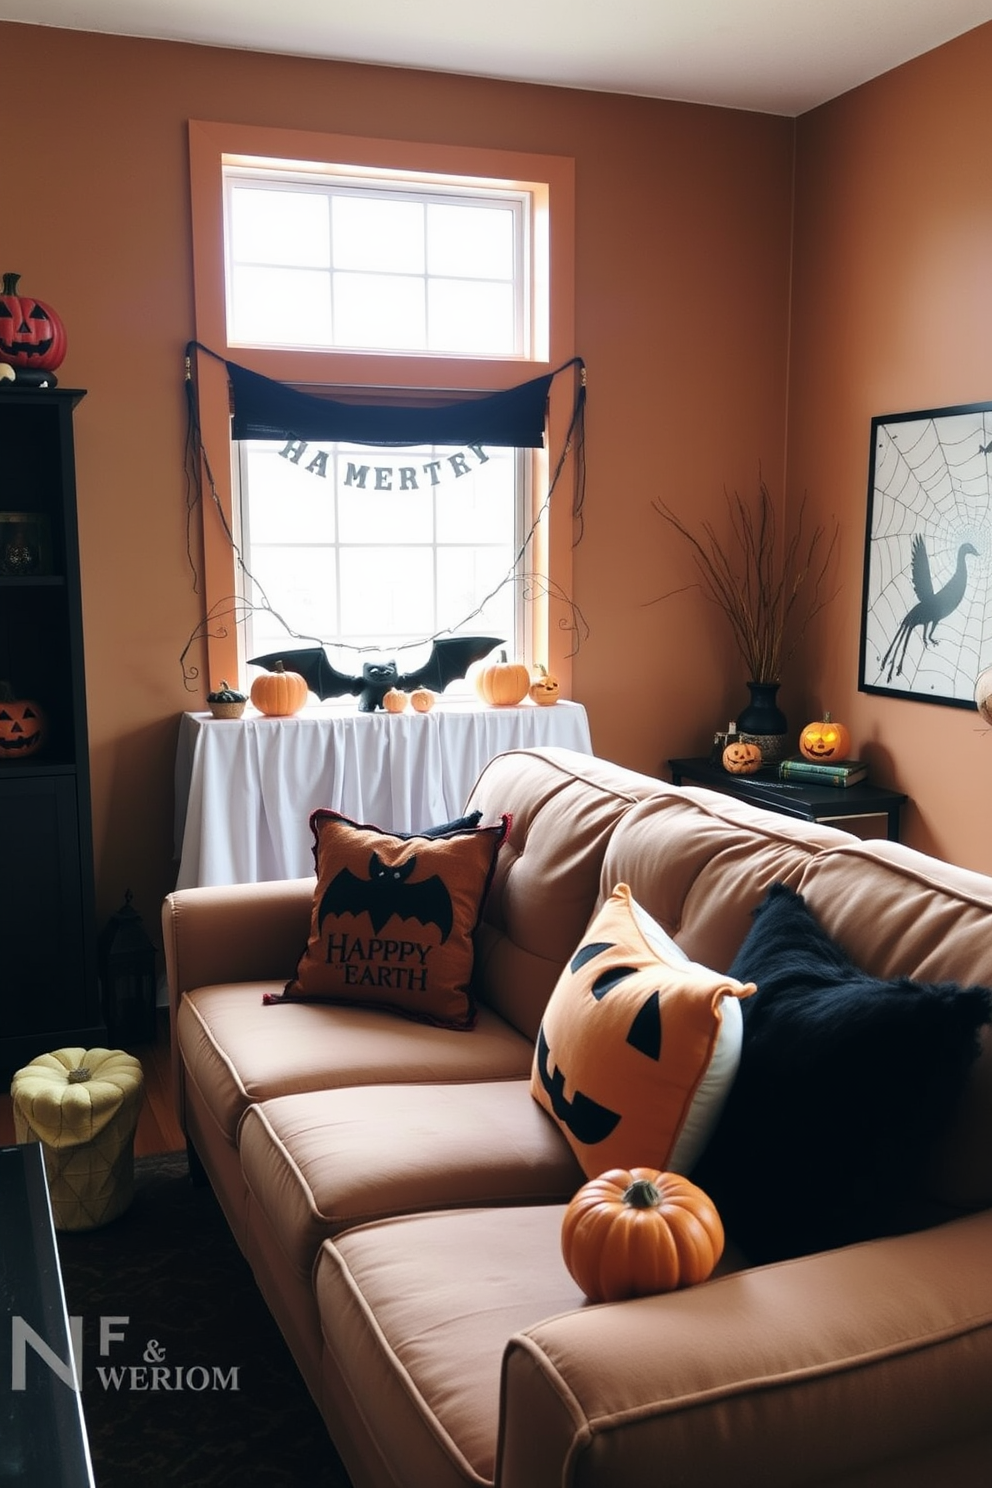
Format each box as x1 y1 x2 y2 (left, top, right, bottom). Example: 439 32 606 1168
860 403 992 708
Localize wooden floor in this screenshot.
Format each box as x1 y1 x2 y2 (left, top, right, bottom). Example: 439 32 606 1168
0 1010 185 1156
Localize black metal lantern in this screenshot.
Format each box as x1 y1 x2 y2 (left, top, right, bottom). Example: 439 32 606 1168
98 890 158 1046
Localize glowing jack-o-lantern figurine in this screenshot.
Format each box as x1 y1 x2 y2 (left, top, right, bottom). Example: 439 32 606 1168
799 712 851 762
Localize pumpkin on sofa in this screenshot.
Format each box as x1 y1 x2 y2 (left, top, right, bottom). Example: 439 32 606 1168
560 1166 724 1302
799 713 851 761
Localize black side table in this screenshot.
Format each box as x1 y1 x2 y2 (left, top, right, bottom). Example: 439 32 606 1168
667 757 908 842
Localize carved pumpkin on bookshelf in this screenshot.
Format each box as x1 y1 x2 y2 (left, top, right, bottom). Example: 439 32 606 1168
0 273 68 372
0 681 47 759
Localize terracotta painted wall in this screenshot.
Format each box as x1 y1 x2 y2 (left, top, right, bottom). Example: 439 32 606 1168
788 22 992 873
1 22 794 942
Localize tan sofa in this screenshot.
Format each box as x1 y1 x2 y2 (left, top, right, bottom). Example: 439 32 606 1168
163 746 992 1488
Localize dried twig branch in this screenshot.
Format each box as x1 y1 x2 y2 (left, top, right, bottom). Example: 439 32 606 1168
651 480 838 683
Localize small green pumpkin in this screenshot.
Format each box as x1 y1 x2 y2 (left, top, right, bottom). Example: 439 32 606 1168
207 679 247 719
207 680 247 704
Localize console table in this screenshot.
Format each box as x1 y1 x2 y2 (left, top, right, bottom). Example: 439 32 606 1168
174 699 593 888
667 757 908 842
0 1143 95 1487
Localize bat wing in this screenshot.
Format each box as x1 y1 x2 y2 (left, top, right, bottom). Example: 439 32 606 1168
248 646 362 701
394 874 454 941
398 636 503 693
319 867 372 931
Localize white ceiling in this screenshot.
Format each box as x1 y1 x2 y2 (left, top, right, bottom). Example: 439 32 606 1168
3 0 992 116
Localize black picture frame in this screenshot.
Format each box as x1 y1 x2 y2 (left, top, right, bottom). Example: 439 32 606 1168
0 509 52 577
858 401 992 710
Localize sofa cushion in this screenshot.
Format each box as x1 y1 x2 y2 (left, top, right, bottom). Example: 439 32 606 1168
530 883 754 1179
315 1205 586 1488
240 1082 583 1276
276 809 509 1029
177 986 534 1149
694 883 992 1263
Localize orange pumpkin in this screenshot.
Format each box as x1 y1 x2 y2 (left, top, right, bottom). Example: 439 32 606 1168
722 739 762 774
474 650 530 706
382 688 408 713
0 681 47 759
799 713 851 762
410 687 436 713
528 664 560 706
249 660 308 717
561 1167 724 1303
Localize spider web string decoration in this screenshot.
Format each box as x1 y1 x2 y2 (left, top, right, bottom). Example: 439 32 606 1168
859 401 992 709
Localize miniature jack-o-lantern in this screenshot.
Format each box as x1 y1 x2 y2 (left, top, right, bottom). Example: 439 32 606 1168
0 272 68 372
382 688 408 713
799 713 851 762
0 681 47 759
410 688 435 713
528 664 560 706
722 739 762 774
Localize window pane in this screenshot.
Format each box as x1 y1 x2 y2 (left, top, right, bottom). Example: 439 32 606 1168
248 546 339 639
437 545 515 642
338 473 434 544
436 448 515 542
428 279 515 354
333 271 425 350
230 186 330 267
244 443 336 544
427 203 514 279
230 266 333 345
338 547 436 637
333 196 425 273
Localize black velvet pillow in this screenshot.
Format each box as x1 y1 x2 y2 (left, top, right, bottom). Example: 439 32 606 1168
692 883 991 1264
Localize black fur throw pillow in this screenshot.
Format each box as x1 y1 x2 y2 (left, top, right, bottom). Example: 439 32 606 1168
692 883 991 1264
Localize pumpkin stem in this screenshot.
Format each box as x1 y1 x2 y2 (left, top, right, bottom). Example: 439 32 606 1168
0 680 14 703
2 272 20 296
273 660 286 673
623 1178 662 1209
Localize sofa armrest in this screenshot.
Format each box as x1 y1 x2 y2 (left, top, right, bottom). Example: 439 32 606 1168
498 1211 992 1488
162 878 314 1014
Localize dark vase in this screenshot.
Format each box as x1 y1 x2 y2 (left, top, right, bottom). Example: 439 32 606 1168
736 681 788 763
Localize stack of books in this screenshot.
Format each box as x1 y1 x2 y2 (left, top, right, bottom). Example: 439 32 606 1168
778 756 868 788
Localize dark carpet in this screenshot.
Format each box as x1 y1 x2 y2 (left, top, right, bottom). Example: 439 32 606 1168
56 1151 352 1488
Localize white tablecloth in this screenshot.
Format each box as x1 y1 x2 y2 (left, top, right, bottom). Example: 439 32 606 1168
173 699 593 888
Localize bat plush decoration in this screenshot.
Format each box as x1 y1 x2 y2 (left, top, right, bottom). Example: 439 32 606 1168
319 850 454 941
249 636 503 711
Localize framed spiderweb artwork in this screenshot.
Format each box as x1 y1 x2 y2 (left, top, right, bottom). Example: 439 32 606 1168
859 401 992 710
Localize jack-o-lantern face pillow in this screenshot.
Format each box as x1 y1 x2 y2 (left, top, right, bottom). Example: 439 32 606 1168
531 884 755 1178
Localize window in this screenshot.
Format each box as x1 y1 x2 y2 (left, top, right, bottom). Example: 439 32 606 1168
188 121 575 694
240 437 525 666
225 169 530 357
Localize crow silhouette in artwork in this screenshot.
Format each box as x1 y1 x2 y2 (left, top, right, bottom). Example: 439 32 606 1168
879 535 978 683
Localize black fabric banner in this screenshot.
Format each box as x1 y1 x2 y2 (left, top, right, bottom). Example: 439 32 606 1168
187 342 581 448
